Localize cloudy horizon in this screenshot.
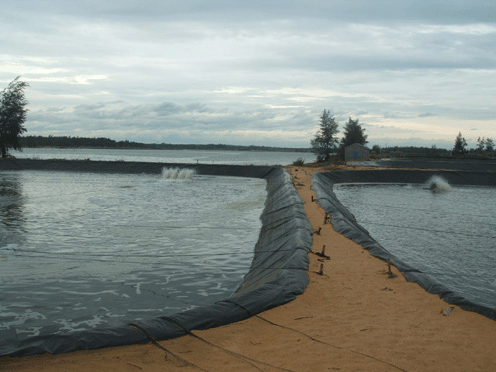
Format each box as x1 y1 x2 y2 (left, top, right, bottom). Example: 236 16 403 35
2 1 495 149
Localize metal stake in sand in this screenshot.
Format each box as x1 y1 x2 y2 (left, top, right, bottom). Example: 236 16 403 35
324 213 331 225
386 259 397 279
312 227 321 236
315 245 330 260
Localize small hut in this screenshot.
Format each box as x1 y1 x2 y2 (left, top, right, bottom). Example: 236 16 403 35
345 143 370 162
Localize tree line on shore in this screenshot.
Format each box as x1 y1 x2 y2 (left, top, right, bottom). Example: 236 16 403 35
452 132 494 155
1 77 494 160
311 109 495 162
17 135 310 153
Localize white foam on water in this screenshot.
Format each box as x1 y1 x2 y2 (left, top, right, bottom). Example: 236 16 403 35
55 315 107 333
161 167 196 180
427 175 451 192
0 169 266 340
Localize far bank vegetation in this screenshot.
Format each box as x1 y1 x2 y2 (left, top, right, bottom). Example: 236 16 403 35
310 109 495 163
19 135 311 153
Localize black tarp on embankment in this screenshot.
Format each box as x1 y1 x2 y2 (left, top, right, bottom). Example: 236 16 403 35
311 169 496 321
0 159 313 357
368 158 496 172
0 158 275 178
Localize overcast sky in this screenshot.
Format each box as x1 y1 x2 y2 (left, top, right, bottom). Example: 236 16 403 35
2 1 495 148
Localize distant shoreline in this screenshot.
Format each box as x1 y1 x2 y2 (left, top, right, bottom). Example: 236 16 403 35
21 146 313 152
19 135 312 153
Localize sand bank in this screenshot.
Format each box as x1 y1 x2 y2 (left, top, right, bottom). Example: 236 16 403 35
1 163 496 371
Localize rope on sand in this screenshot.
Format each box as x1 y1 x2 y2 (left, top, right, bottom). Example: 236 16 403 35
223 300 410 372
129 323 210 372
160 316 298 372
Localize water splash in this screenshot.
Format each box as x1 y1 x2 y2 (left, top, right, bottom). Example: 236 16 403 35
161 167 196 180
427 175 451 192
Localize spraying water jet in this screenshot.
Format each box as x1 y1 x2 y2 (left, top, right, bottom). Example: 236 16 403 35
426 175 451 192
161 167 196 180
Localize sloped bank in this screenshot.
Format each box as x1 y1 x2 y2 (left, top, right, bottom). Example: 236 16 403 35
0 158 274 178
311 169 496 321
0 159 313 357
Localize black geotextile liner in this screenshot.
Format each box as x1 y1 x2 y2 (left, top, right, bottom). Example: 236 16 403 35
0 158 275 179
0 161 313 357
311 169 496 321
373 158 496 172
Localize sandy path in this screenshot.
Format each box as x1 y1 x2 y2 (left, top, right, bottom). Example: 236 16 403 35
1 165 495 371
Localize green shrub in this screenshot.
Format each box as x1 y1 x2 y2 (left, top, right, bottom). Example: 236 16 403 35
292 157 305 166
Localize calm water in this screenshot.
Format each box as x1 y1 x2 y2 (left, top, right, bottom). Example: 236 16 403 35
11 148 315 166
0 170 266 339
334 182 496 311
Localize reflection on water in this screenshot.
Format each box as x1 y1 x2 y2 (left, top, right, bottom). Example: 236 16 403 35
334 183 496 311
0 170 266 343
0 173 26 241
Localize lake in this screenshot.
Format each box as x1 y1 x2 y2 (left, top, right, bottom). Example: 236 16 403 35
11 148 315 166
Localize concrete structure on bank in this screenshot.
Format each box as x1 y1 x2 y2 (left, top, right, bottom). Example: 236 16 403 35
345 143 370 162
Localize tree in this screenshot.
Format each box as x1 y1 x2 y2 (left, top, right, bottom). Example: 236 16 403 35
486 138 494 153
339 117 368 157
311 109 339 162
452 132 467 155
0 76 29 158
372 144 381 154
476 137 485 153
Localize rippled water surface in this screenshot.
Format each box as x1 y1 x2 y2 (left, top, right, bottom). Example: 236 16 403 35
0 170 265 338
334 183 496 311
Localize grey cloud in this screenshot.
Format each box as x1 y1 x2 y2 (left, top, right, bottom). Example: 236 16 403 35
35 99 284 131
6 0 494 23
383 112 406 119
153 102 214 116
149 102 223 120
74 103 107 112
351 110 369 117
153 102 183 115
371 136 453 149
3 0 495 147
